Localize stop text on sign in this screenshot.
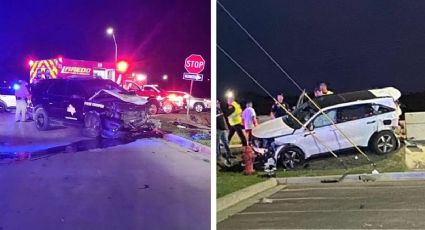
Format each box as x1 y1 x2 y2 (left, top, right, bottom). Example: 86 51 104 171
184 54 205 74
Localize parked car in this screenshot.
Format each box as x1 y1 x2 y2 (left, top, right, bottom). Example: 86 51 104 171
0 87 16 112
252 87 402 170
123 81 185 114
31 77 153 138
167 91 211 113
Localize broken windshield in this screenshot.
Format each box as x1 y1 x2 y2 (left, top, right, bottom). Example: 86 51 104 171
84 79 126 97
282 101 318 129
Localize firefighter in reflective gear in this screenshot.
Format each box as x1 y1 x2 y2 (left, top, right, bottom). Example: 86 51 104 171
225 96 248 147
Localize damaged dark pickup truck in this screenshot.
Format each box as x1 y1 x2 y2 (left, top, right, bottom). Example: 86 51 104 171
31 77 157 138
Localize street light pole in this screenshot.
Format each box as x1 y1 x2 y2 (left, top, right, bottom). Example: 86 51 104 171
106 27 118 64
112 33 117 64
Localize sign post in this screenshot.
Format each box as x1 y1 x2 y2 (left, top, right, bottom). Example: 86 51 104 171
183 54 205 117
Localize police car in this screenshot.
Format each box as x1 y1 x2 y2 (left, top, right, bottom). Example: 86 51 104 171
31 77 153 138
0 87 16 112
252 87 402 170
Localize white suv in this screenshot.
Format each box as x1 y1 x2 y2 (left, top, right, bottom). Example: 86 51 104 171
0 87 16 112
252 87 402 170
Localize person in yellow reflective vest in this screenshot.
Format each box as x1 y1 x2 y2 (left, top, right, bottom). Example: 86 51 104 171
224 96 248 147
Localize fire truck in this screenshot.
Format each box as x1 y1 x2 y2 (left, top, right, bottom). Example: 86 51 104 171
29 57 118 84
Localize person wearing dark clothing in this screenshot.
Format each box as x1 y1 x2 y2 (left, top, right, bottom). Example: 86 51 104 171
271 93 290 119
217 101 232 162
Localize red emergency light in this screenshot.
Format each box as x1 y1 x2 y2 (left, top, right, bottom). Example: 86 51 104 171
117 60 129 73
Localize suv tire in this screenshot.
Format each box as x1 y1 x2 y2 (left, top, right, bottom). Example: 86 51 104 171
34 107 50 131
279 147 305 169
162 100 174 114
0 101 6 112
83 112 102 138
370 131 397 155
194 102 205 113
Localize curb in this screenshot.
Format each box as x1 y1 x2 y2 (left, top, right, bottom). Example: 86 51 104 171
162 133 210 155
276 171 425 185
217 178 277 212
217 184 285 223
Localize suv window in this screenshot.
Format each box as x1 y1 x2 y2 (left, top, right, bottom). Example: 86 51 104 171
47 81 68 96
124 82 141 91
67 81 87 97
0 87 14 95
313 110 337 128
143 86 157 93
337 104 374 123
371 104 395 114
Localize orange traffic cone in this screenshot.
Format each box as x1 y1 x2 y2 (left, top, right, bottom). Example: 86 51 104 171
243 146 255 175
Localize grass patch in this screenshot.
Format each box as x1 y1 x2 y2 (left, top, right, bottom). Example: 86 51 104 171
216 171 266 198
160 121 211 146
217 147 407 198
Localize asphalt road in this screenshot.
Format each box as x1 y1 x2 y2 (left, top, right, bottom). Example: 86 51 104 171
218 181 425 229
0 113 211 230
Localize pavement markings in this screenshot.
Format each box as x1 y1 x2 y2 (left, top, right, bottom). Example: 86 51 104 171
283 185 425 192
269 196 367 201
237 208 425 215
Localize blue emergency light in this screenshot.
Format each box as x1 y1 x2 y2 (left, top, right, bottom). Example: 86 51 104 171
13 83 20 90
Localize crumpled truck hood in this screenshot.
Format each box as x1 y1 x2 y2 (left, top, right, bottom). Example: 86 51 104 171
90 89 148 106
252 118 294 139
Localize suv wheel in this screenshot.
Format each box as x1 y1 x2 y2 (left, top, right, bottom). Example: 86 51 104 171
34 107 50 131
162 101 174 114
83 112 102 138
279 147 305 169
0 102 6 112
194 103 205 113
370 131 397 155
147 100 159 115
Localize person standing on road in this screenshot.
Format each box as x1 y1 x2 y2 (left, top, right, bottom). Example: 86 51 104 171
15 80 31 122
242 101 257 145
320 83 334 95
217 100 233 164
271 93 290 119
225 96 248 147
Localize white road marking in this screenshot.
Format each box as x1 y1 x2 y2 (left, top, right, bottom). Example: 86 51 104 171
283 185 425 192
238 208 425 215
268 196 367 201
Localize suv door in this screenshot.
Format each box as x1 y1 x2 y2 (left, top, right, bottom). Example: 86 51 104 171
141 85 160 98
333 103 378 148
300 109 340 155
46 80 69 119
65 81 87 121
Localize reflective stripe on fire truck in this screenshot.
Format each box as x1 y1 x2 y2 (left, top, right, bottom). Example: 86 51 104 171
30 59 59 83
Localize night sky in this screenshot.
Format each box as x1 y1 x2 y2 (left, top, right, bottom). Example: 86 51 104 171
0 0 210 97
218 0 425 98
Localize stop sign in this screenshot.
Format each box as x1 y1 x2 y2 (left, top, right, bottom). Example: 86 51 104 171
184 54 205 74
